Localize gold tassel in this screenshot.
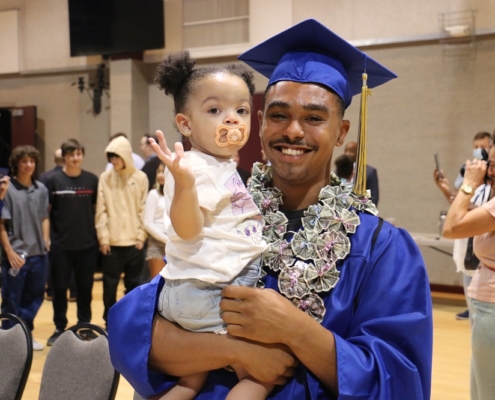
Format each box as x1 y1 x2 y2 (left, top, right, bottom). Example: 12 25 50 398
353 72 372 197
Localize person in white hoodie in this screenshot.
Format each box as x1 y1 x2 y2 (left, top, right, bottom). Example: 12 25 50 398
95 135 148 324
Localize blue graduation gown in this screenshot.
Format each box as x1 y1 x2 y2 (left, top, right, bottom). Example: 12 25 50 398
108 213 432 399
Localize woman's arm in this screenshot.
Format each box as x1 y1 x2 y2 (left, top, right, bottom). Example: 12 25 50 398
443 159 495 238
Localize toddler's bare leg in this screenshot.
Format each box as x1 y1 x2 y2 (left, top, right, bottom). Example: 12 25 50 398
154 371 208 400
225 364 274 400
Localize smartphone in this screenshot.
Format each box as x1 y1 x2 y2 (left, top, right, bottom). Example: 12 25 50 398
434 153 443 179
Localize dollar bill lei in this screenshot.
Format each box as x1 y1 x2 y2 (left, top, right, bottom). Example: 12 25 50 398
249 162 378 323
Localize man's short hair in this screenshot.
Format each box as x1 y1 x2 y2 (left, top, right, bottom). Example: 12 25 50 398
9 145 40 176
473 131 492 143
61 139 85 157
109 132 128 142
142 133 158 144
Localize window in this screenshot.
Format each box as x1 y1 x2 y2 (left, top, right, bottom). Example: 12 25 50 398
183 0 249 48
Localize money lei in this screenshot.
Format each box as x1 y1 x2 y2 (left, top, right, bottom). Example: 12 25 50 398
249 162 378 323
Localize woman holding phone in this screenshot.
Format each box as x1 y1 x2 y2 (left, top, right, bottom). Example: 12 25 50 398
443 146 495 400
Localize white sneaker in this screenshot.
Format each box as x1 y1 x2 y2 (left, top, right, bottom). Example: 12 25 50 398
32 339 45 351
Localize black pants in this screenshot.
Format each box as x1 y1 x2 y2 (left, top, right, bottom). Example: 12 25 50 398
102 246 144 322
46 261 77 298
50 245 98 330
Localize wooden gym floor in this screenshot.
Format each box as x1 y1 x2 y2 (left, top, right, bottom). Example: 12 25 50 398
4 277 471 399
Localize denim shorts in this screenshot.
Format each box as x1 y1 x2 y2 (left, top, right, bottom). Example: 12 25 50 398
146 236 166 261
157 258 261 333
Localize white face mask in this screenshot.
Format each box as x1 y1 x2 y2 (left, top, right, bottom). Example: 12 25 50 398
473 148 484 160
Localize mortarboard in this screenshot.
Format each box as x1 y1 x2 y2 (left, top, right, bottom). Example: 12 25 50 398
238 18 397 199
238 18 396 108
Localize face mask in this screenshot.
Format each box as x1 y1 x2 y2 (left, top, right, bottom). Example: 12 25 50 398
473 148 484 160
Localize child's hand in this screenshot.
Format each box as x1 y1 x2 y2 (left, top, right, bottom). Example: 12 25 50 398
150 130 195 189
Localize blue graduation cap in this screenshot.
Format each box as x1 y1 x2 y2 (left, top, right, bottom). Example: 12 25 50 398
238 19 397 108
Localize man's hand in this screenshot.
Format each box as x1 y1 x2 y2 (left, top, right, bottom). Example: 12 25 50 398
220 286 302 345
149 130 196 190
7 250 26 269
44 237 51 252
100 244 111 255
0 176 10 200
232 338 298 385
136 240 144 250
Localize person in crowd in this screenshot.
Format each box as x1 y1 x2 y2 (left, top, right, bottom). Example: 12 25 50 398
39 147 77 303
108 19 432 400
39 148 64 183
143 163 168 278
105 132 145 171
443 147 495 400
333 154 354 184
149 51 269 399
0 175 10 215
43 139 99 346
233 151 251 186
344 140 379 206
0 145 49 351
141 133 163 192
96 135 148 325
452 132 492 190
434 131 493 321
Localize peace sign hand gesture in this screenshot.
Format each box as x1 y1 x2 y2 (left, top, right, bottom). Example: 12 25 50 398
149 130 195 190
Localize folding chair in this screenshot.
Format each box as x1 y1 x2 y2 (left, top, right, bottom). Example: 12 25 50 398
39 323 119 400
0 313 33 400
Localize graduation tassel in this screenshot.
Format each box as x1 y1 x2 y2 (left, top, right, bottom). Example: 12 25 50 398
353 72 372 198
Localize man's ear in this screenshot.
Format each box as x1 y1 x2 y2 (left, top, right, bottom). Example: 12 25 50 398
176 113 192 137
257 110 264 137
335 119 350 147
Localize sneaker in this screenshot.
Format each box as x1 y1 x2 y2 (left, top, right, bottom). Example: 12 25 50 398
456 309 469 320
32 339 44 351
78 329 98 341
47 329 64 346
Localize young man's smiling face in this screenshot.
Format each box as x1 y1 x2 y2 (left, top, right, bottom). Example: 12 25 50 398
17 156 36 177
259 81 349 189
64 149 84 170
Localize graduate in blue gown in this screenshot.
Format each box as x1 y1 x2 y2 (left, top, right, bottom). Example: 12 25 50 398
108 19 432 400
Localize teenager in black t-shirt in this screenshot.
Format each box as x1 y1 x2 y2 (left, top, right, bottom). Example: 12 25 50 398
44 139 99 346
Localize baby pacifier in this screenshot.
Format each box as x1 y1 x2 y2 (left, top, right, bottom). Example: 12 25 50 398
215 124 248 147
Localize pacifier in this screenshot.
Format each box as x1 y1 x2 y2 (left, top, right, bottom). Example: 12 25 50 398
215 124 248 147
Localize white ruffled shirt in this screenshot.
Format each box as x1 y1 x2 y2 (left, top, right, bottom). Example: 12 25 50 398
161 150 267 284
